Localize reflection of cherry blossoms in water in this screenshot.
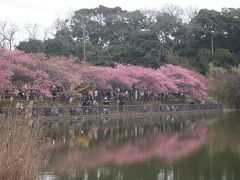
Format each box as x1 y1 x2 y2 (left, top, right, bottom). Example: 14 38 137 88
115 126 206 164
52 124 207 174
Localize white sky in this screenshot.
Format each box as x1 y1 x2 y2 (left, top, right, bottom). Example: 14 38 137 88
1 0 240 26
0 0 239 40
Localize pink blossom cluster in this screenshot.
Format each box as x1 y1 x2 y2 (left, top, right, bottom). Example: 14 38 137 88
0 58 13 90
0 48 207 100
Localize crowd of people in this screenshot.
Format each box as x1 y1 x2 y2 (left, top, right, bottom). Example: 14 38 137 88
0 83 190 118
1 81 187 104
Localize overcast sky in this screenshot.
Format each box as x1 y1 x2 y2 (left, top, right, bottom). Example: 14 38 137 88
0 0 240 29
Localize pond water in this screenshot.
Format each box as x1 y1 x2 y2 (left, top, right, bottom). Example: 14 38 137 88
39 111 240 180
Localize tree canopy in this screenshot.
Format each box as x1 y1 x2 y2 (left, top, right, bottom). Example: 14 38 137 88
15 6 240 73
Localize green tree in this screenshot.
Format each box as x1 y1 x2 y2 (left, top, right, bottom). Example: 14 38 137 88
196 49 212 74
212 49 233 68
15 6 240 72
215 73 240 109
44 28 76 57
17 39 45 53
208 64 240 109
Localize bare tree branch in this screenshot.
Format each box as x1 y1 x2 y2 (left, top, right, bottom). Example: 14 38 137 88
0 20 18 50
25 23 39 39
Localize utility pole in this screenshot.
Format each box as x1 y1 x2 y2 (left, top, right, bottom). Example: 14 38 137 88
211 31 214 54
83 25 86 62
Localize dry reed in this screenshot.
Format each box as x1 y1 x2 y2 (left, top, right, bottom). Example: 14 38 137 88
0 102 44 180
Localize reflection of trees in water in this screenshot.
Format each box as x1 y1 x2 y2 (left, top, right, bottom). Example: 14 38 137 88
44 111 220 145
49 119 199 150
41 112 240 180
50 123 207 177
42 112 220 177
170 112 240 180
207 112 240 156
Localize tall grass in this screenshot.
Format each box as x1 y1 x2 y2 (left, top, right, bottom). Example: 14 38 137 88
0 103 44 180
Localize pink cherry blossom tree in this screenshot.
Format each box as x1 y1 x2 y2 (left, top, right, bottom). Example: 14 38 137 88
0 48 208 100
159 64 207 100
0 59 13 93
